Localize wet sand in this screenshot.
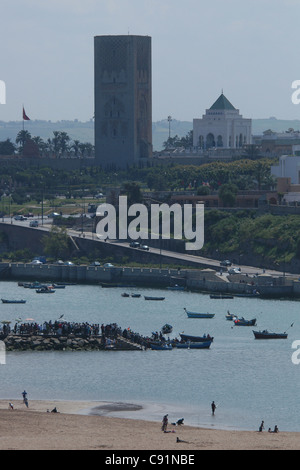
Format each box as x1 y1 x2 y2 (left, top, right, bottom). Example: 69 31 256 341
0 399 299 450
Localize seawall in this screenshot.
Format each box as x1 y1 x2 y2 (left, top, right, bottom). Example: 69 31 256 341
0 262 298 298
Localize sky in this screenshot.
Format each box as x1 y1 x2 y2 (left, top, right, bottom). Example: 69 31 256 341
1 0 300 123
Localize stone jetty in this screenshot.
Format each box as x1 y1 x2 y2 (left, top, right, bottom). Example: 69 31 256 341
2 334 144 351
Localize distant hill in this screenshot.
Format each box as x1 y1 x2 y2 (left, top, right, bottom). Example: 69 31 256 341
1 117 300 152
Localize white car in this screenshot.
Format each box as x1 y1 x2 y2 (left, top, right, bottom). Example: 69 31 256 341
228 267 241 274
30 259 43 265
103 263 114 268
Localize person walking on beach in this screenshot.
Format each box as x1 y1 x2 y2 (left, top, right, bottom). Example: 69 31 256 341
22 390 29 408
161 414 168 432
211 401 216 416
259 420 264 432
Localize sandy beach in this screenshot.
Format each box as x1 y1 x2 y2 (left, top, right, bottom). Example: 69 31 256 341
0 399 299 450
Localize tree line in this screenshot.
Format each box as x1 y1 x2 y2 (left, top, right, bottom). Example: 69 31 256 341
0 130 94 158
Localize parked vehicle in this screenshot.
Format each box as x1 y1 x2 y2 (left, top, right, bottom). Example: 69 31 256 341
220 260 232 267
29 220 39 227
139 245 150 251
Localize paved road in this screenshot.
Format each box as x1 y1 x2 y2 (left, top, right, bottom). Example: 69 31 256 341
4 216 295 278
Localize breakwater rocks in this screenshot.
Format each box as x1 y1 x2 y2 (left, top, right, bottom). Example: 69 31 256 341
2 334 144 352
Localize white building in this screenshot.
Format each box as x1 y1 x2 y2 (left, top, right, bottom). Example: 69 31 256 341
271 155 300 184
193 93 252 150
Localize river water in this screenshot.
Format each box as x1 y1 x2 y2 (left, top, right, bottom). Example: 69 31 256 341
0 280 299 432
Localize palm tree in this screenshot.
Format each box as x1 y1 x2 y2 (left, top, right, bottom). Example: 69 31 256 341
16 130 31 153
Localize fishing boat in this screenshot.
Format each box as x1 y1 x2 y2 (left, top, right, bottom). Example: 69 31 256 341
179 333 214 343
121 293 130 297
36 287 55 294
161 324 173 335
131 293 141 298
184 308 215 319
210 294 234 299
150 343 172 350
253 330 288 339
144 296 165 301
234 317 256 326
1 299 26 304
175 341 212 349
225 311 237 321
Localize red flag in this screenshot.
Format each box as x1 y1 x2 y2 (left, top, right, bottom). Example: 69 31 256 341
23 107 30 121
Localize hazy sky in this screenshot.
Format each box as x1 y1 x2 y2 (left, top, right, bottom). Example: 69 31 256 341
1 0 300 123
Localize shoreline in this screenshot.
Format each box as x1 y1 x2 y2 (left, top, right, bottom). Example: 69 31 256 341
0 399 300 451
0 399 300 450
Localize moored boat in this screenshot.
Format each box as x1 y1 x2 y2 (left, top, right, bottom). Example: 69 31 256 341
36 287 55 294
167 285 185 291
1 299 26 304
150 343 172 350
210 294 234 299
253 330 288 339
175 341 212 349
225 311 237 321
121 293 130 297
184 308 215 319
144 296 165 301
161 324 173 335
179 333 214 343
131 293 141 298
234 317 256 326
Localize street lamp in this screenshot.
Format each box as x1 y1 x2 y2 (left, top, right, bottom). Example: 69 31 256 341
168 115 172 140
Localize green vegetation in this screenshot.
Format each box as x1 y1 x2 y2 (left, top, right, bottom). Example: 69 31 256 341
204 210 300 266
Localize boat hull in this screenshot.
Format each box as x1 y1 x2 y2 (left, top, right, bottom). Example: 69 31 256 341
144 296 165 301
175 341 212 349
184 309 215 319
180 333 214 343
234 318 256 326
253 330 288 339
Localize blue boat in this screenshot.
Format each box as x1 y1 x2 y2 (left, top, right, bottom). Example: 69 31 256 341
150 343 172 350
184 308 215 319
175 341 212 349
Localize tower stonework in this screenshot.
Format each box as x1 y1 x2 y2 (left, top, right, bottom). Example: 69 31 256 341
94 35 152 168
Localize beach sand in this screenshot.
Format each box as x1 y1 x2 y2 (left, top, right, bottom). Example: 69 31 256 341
0 399 299 450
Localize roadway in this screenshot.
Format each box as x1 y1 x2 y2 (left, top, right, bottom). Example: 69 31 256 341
3 215 294 278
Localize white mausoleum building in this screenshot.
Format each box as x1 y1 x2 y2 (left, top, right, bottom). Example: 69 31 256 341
193 93 252 150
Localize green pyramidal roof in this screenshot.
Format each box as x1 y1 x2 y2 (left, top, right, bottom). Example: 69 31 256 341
210 93 236 110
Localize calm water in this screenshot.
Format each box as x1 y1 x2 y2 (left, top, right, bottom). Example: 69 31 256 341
0 280 300 431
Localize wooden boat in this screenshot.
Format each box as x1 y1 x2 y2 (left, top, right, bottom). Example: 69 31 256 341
144 296 165 301
210 294 234 299
234 317 256 326
36 287 55 294
175 341 212 349
161 324 173 335
150 343 172 350
225 311 237 321
184 308 215 319
131 293 141 298
1 299 26 304
180 333 214 343
253 330 288 339
121 293 130 297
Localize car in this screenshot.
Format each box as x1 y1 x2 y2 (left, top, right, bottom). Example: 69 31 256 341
30 259 43 265
29 220 39 227
139 245 150 251
228 267 241 274
129 241 140 248
47 212 60 218
103 263 114 268
64 261 75 266
90 261 101 266
220 260 232 267
14 215 27 221
95 193 104 198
